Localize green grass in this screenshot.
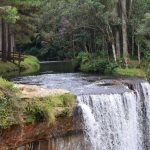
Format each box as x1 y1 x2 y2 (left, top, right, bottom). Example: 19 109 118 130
24 93 76 125
0 55 40 77
115 67 146 77
0 77 76 128
0 61 18 76
20 55 40 74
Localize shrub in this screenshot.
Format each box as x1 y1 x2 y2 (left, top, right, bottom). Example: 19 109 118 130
143 60 150 81
77 52 118 74
62 93 76 107
25 104 55 125
24 93 75 126
77 51 89 64
0 77 21 128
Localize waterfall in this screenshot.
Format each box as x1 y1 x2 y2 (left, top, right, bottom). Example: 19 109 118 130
141 82 150 122
77 81 150 150
141 82 150 148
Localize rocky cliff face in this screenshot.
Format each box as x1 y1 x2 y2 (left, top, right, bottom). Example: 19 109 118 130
0 117 86 150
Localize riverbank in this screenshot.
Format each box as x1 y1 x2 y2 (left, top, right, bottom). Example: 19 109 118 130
0 55 40 77
75 52 149 80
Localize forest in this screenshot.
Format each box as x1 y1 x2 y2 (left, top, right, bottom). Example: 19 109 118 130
0 0 150 77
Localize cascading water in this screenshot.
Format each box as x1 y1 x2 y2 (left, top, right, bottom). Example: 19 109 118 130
141 82 150 148
141 82 150 122
77 82 150 150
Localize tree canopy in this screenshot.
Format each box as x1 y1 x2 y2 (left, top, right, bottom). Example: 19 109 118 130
0 0 150 64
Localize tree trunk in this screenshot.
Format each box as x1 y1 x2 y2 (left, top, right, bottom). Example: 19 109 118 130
2 19 8 61
13 33 16 63
94 30 96 52
8 24 12 60
12 33 15 63
137 42 141 64
72 35 75 58
131 31 134 56
0 18 2 60
120 0 128 58
112 42 117 62
128 0 133 17
116 30 121 59
108 25 117 62
5 22 8 60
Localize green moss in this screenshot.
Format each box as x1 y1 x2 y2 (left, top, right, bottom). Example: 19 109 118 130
115 67 146 77
0 55 40 77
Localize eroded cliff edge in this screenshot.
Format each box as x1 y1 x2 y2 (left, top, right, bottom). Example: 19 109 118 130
0 80 84 150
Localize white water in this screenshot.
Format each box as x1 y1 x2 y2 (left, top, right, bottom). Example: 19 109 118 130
77 82 150 150
141 82 150 147
141 82 150 122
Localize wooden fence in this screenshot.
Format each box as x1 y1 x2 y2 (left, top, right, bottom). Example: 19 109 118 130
0 50 24 62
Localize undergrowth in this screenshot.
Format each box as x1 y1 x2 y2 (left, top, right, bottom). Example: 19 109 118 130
76 52 118 74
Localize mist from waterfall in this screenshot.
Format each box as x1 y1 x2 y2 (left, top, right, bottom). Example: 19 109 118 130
77 82 150 150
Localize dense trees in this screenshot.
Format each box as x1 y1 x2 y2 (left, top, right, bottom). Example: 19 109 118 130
0 0 41 61
0 5 18 61
21 0 149 63
0 0 150 66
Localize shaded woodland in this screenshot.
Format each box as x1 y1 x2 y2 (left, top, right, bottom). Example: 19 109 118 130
0 0 150 70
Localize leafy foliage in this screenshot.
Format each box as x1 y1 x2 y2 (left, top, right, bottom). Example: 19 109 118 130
0 78 20 128
77 52 118 74
0 6 19 23
0 0 150 79
24 93 76 125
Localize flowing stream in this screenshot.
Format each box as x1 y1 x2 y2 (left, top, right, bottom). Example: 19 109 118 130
12 73 150 150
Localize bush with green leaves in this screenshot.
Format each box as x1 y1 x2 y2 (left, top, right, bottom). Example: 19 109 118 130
77 52 118 74
0 78 21 128
143 59 150 82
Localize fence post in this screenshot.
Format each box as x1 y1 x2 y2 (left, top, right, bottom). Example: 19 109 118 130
18 50 21 75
